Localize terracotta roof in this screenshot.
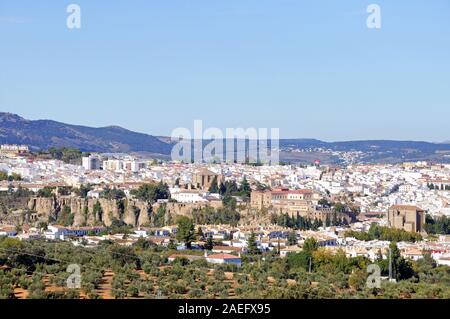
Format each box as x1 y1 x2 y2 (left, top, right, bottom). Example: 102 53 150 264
207 253 240 260
390 205 424 211
403 249 423 256
271 188 312 195
194 169 218 176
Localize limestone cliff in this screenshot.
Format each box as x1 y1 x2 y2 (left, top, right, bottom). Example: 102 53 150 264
27 196 153 227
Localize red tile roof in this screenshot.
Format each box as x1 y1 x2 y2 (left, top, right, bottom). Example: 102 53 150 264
271 189 312 195
207 253 240 260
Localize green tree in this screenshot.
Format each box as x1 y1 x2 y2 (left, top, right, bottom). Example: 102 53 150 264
222 194 237 210
153 205 167 227
176 217 196 249
287 251 311 272
131 182 170 203
247 232 260 255
0 171 8 181
286 237 318 273
303 238 319 254
208 176 219 193
325 215 331 227
37 187 55 198
57 186 73 196
8 173 22 181
76 184 93 198
93 201 103 222
287 232 298 246
57 205 75 226
47 147 83 164
100 187 126 200
425 215 450 235
238 177 252 200
204 234 214 251
197 227 205 240
333 203 346 213
168 239 177 250
389 242 415 281
345 224 422 243
219 182 227 195
348 269 367 291
82 206 89 226
318 198 330 207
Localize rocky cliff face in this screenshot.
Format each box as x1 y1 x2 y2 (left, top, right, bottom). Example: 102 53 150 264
27 196 153 227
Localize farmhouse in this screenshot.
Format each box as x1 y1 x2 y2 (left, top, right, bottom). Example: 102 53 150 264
205 253 242 267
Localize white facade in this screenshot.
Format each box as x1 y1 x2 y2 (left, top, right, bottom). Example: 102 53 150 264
170 187 208 203
82 155 102 170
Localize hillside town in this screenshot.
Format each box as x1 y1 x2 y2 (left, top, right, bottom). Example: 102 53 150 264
0 144 449 272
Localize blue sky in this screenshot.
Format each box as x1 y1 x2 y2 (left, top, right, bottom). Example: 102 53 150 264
1 0 449 141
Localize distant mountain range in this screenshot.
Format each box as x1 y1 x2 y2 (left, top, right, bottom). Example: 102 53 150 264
279 139 450 164
0 112 172 155
1 112 450 164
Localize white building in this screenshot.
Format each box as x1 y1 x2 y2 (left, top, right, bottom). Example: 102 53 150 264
170 187 208 203
205 253 242 267
103 159 123 172
123 159 146 172
82 155 102 170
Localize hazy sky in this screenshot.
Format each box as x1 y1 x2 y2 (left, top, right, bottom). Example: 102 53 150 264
1 0 449 141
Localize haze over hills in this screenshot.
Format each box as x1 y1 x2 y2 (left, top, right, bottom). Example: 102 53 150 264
1 112 450 164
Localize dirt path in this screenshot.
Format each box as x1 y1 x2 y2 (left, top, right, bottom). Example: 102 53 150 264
96 270 114 299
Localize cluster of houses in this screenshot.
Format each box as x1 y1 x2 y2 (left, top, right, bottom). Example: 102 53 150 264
1 221 450 267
